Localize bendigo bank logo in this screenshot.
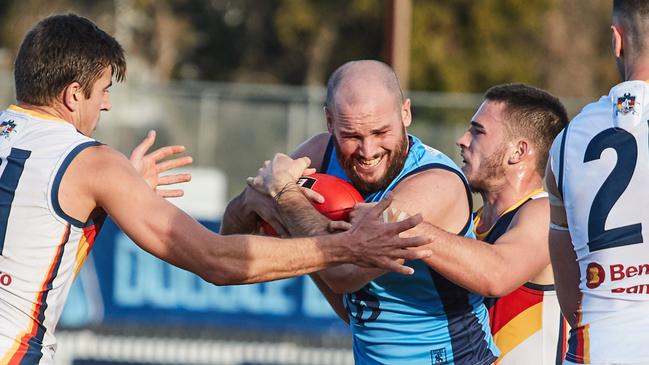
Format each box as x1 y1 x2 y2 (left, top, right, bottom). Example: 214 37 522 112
586 262 605 289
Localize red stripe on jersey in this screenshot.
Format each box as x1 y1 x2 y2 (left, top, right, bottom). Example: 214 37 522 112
489 285 544 335
79 224 99 260
6 224 70 365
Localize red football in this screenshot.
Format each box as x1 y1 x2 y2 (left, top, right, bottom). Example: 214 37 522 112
260 173 364 236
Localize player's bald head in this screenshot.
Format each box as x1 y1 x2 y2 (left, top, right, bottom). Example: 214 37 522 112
325 60 404 112
613 0 649 56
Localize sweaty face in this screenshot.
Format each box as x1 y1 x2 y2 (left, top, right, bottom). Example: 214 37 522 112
77 66 112 136
329 98 410 195
456 100 510 193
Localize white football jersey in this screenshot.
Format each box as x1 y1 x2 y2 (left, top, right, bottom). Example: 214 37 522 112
550 81 649 363
0 105 102 365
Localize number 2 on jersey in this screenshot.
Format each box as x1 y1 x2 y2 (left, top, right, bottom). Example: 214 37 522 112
584 128 642 252
0 148 31 255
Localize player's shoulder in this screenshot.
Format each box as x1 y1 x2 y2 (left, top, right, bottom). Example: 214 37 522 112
559 95 607 133
512 194 549 225
291 132 331 170
573 93 611 120
67 143 131 174
394 167 466 199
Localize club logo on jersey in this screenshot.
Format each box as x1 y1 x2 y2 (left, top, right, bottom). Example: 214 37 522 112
430 348 448 364
586 262 605 289
346 288 381 325
0 120 17 139
616 93 636 115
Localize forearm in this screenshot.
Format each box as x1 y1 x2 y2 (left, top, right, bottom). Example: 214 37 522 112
276 188 387 291
317 264 384 294
220 191 259 235
276 185 330 236
414 223 522 297
170 219 354 285
309 273 349 323
549 228 580 328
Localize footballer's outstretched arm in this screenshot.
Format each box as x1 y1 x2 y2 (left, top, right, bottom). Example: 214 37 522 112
59 145 431 285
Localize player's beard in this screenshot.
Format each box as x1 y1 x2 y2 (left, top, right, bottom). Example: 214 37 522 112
334 128 409 196
467 143 507 194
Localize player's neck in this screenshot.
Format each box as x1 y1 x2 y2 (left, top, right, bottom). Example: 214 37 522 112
16 102 68 123
625 61 649 82
479 173 542 227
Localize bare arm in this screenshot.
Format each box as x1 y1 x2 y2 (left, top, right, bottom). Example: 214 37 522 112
399 198 550 297
220 133 330 236
322 177 552 298
258 166 475 295
218 134 352 318
220 190 260 235
60 145 431 285
545 162 580 327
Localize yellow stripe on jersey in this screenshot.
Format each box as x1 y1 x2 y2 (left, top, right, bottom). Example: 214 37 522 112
583 324 590 364
474 187 546 239
0 340 21 365
74 234 90 275
8 104 66 123
493 301 543 362
2 224 70 364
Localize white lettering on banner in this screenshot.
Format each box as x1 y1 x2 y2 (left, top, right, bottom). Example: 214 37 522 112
113 233 335 317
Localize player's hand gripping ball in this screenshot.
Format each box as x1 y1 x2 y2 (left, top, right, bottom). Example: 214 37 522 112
261 173 364 236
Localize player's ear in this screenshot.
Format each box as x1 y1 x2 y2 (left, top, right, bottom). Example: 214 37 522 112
324 106 334 133
508 139 530 164
401 98 412 128
62 81 83 112
612 24 624 59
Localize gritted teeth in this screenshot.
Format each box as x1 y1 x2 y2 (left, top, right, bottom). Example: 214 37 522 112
357 156 382 167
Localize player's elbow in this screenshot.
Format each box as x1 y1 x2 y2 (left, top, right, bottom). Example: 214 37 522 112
202 266 248 286
198 254 251 286
481 285 511 298
480 275 517 298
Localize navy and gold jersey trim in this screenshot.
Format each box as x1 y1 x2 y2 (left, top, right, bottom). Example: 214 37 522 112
51 141 102 228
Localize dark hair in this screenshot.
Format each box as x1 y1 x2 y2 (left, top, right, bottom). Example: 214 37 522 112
14 14 126 105
613 0 649 55
484 84 569 175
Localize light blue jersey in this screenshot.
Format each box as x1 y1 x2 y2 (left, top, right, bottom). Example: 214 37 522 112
322 135 498 365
